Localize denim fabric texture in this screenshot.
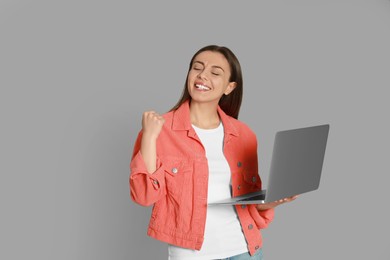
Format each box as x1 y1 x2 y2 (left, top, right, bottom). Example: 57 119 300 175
130 100 274 255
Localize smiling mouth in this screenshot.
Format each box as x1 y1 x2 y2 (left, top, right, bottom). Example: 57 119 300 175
195 84 211 91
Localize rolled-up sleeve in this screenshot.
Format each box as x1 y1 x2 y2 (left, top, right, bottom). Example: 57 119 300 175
129 132 166 206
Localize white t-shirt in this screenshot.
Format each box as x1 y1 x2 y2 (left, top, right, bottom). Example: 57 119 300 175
168 122 248 260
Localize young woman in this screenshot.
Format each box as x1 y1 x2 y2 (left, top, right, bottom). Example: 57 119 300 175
130 45 296 260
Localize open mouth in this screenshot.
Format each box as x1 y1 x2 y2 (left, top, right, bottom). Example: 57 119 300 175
195 84 211 91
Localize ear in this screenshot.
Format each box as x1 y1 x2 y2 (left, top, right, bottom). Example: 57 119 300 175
224 82 237 95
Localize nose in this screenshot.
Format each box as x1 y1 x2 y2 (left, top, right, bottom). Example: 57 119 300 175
197 69 208 80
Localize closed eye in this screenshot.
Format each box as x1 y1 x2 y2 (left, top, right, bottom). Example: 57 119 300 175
192 61 204 71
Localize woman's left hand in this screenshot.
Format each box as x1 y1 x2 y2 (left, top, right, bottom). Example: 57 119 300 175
256 195 298 211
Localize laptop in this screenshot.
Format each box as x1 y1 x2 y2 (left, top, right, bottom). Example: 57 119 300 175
208 124 330 205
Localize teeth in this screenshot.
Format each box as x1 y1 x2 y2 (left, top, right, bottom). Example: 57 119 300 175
195 84 210 90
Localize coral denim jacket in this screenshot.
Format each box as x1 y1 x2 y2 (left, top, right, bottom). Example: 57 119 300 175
129 100 274 256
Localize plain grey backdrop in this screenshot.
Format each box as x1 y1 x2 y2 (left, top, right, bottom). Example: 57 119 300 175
1 0 389 259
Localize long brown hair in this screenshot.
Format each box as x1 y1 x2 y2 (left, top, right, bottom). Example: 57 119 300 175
170 45 243 119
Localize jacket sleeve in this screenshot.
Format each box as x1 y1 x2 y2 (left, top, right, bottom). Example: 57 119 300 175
247 128 275 229
129 131 166 206
248 205 275 229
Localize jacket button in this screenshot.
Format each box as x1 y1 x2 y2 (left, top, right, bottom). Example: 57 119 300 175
237 185 241 190
241 205 246 209
248 224 253 230
252 176 257 183
255 245 260 250
171 167 178 174
237 162 242 167
153 180 159 185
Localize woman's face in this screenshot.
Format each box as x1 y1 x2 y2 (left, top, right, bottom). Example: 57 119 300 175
187 51 236 105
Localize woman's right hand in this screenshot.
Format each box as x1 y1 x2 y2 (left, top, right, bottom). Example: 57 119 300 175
142 111 165 140
140 111 165 174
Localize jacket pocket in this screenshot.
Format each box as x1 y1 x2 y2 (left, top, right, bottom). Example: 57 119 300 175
243 164 262 191
163 158 192 196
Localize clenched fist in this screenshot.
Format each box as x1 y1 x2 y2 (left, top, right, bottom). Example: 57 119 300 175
142 111 165 140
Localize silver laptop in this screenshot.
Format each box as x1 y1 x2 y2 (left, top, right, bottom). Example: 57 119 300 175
209 124 330 205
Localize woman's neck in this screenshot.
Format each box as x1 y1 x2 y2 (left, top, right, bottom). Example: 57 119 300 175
189 101 220 129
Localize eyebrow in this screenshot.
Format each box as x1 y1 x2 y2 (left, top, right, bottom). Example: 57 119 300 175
193 61 225 72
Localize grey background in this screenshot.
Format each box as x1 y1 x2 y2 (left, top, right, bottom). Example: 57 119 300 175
1 0 389 259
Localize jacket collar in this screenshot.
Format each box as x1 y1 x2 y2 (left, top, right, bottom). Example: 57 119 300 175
171 99 239 137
